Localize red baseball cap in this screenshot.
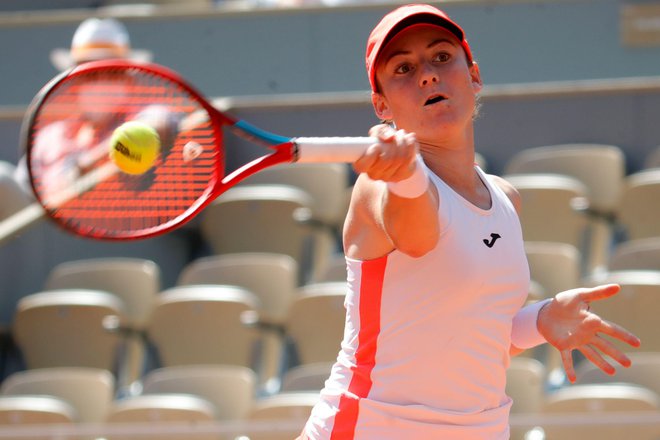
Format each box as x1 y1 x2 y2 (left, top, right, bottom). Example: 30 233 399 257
366 4 473 92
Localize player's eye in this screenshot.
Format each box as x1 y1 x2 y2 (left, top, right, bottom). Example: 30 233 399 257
433 52 451 63
394 63 413 75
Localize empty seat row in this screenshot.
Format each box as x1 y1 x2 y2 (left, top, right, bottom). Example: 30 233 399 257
504 144 660 276
0 364 316 440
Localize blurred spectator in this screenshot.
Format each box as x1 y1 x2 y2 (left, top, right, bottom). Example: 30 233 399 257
14 17 153 196
50 17 152 71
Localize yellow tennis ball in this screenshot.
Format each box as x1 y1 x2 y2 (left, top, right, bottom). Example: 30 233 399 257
109 121 161 175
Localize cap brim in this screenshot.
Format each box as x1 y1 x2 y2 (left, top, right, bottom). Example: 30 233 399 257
50 48 153 71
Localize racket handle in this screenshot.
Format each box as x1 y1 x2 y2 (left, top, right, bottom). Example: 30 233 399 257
293 137 375 163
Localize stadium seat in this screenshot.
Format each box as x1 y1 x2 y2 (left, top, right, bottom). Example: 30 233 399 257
13 289 125 371
505 144 625 215
617 169 660 241
0 367 115 424
177 253 299 385
246 392 319 440
142 364 257 421
280 362 333 393
507 357 547 415
539 383 660 440
576 351 660 397
106 393 217 440
507 357 547 440
44 257 161 388
0 395 76 425
608 237 660 271
285 282 346 367
314 252 347 283
525 242 582 297
505 144 625 272
583 270 660 352
177 253 298 324
199 184 335 283
146 285 262 372
503 174 589 250
241 162 351 239
44 258 161 329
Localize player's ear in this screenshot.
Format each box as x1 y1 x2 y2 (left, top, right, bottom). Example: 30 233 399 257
371 91 393 121
469 61 483 93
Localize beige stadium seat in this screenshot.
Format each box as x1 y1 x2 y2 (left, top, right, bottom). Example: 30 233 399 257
608 237 660 271
285 282 347 367
539 383 660 440
0 395 76 425
177 253 298 324
525 242 581 297
246 392 319 440
0 367 115 424
507 357 547 415
106 394 217 440
44 257 161 388
618 169 660 241
13 289 125 371
507 357 547 440
146 285 261 371
280 362 333 393
241 162 350 235
583 270 660 352
44 258 161 329
506 144 625 272
314 252 347 283
177 253 299 385
505 144 625 214
200 185 335 283
142 364 257 421
504 174 589 250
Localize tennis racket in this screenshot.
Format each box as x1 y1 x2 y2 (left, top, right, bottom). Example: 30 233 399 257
7 60 373 241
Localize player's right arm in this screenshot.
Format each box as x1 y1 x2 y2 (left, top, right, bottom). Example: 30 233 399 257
343 125 439 260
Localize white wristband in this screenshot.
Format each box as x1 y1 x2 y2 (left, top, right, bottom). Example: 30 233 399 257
386 155 429 198
511 298 551 349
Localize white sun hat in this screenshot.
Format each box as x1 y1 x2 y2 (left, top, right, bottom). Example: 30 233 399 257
50 17 152 71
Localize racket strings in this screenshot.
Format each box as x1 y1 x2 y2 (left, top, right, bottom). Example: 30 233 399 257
29 67 222 238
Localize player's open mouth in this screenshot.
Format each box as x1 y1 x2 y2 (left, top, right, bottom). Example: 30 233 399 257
424 94 447 106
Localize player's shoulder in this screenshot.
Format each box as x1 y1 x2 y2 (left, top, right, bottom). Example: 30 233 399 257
487 174 521 214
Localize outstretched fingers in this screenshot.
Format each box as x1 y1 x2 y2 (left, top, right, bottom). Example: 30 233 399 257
578 344 616 376
590 335 632 369
577 283 621 304
598 318 641 350
560 349 577 383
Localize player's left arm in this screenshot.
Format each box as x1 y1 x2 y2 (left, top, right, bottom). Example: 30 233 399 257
497 171 642 376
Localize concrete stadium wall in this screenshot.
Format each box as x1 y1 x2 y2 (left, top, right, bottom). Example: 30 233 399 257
2 0 660 107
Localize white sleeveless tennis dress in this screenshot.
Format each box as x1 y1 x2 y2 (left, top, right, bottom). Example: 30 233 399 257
303 165 530 439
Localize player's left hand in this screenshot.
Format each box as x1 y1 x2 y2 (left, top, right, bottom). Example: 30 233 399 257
537 284 641 383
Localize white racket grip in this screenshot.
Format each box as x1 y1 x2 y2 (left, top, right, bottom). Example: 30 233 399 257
293 137 375 163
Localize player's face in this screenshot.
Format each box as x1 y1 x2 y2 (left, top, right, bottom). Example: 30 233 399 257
372 24 482 143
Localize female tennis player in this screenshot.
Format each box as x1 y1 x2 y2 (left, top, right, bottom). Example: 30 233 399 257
299 4 640 439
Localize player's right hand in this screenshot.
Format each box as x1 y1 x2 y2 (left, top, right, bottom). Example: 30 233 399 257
354 124 419 183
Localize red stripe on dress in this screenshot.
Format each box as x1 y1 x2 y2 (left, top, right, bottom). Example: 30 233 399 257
330 256 387 440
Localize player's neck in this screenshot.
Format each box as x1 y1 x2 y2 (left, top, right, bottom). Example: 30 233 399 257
418 130 477 183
